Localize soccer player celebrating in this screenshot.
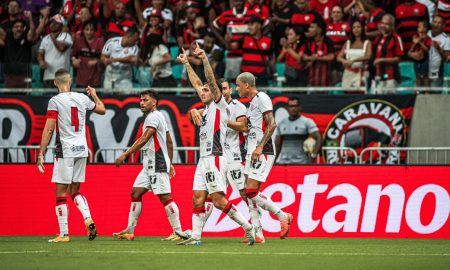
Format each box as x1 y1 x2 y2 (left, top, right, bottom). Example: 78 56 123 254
177 45 256 246
233 72 293 239
113 90 190 241
37 69 106 243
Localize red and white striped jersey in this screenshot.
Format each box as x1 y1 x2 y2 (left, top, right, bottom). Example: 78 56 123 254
142 110 170 173
225 99 247 163
199 96 230 157
46 92 95 158
246 92 275 156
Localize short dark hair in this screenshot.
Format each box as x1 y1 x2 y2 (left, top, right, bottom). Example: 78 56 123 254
125 25 139 36
11 19 26 28
288 96 301 106
141 89 159 105
217 78 230 87
419 20 430 30
8 0 21 8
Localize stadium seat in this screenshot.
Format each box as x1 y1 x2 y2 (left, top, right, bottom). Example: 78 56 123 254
31 64 43 88
399 61 415 94
444 62 450 92
170 46 180 60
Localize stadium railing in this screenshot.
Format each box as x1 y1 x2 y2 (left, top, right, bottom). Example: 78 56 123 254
0 145 94 163
319 146 359 164
359 147 450 165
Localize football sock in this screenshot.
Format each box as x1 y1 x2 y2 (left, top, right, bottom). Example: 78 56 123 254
56 197 69 236
127 199 142 233
223 202 252 231
203 198 214 228
191 207 205 240
246 189 287 221
247 198 263 234
71 193 91 220
163 199 182 234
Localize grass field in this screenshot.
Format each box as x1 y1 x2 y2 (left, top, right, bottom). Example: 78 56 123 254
1 236 449 270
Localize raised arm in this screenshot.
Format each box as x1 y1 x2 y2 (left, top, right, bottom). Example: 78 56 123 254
193 43 221 102
86 86 106 115
177 48 203 97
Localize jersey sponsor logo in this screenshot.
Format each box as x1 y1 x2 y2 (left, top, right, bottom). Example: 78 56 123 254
323 100 406 164
70 145 86 152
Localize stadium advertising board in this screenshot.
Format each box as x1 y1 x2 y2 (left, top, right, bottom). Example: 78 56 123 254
0 95 415 164
0 165 448 238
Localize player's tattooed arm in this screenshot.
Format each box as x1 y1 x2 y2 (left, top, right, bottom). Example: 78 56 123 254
177 48 203 97
115 127 156 167
194 44 221 102
251 111 277 161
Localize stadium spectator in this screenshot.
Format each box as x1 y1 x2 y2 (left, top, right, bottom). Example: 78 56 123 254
141 33 177 87
417 0 436 21
0 12 36 88
289 0 324 41
140 0 173 30
326 5 350 85
301 18 335 87
101 26 139 89
310 0 340 21
372 14 404 93
428 15 450 88
212 0 259 81
104 2 135 40
337 19 372 91
357 0 385 40
19 0 48 25
196 31 225 78
71 20 105 88
37 14 73 88
141 9 169 46
277 27 307 86
270 0 300 54
275 96 321 164
63 0 101 25
436 0 450 34
0 0 26 32
395 0 429 52
232 15 273 86
176 5 202 49
68 7 102 40
246 0 270 20
408 20 431 87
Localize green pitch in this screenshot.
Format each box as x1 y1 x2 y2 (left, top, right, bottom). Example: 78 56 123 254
1 237 449 270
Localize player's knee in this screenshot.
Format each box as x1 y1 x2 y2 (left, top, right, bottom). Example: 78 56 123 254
158 194 172 204
130 191 142 201
192 196 204 207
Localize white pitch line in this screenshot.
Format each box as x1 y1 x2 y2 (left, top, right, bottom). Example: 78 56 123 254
0 250 449 256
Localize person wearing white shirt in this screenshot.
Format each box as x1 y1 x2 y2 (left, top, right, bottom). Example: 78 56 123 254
428 15 450 87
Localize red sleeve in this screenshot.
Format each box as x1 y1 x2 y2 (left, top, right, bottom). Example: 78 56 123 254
62 1 72 17
46 110 58 119
395 35 404 57
425 37 432 48
216 13 226 27
261 6 270 20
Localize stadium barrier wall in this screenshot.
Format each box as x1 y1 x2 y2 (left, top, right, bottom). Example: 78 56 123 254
1 165 448 238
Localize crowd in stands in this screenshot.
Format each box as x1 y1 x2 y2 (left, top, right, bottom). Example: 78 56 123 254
0 0 449 92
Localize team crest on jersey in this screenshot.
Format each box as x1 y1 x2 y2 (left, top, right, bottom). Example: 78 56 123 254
305 15 310 21
323 100 406 164
414 9 419 14
261 42 267 49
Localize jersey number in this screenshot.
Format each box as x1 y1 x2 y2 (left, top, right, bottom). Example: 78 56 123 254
71 107 80 132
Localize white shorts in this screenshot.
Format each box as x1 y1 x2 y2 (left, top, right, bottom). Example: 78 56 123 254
243 154 275 182
226 162 246 191
51 157 87 184
193 156 228 194
133 169 171 195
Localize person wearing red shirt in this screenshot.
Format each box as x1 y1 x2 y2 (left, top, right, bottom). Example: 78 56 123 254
277 27 307 86
395 0 429 52
71 20 105 88
408 20 432 86
68 7 102 40
436 0 450 34
246 0 270 20
289 0 324 42
212 0 260 80
301 18 336 87
310 0 340 21
176 6 201 49
373 14 404 93
326 5 350 85
105 2 135 39
357 0 385 40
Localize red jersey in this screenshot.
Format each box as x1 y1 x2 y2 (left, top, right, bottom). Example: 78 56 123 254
282 45 303 70
437 0 450 34
105 18 135 39
326 21 350 54
310 0 340 21
245 2 270 20
410 34 432 60
374 33 404 81
365 8 385 39
240 35 272 75
301 36 335 86
213 8 260 57
62 0 100 18
291 10 323 36
395 1 429 51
